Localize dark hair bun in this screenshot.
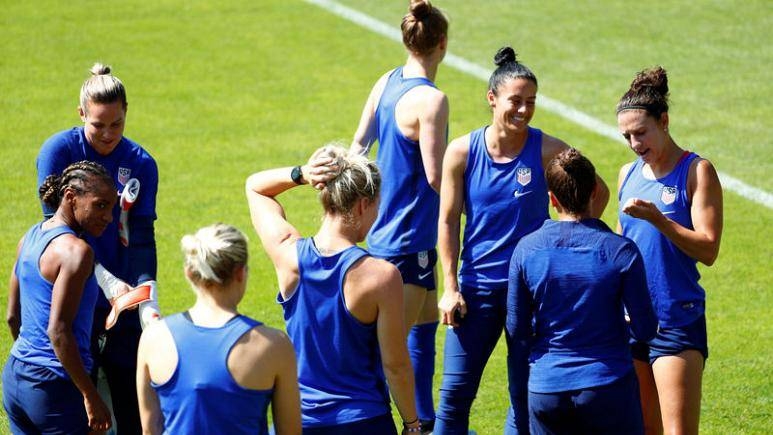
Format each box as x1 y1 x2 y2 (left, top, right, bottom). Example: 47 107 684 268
631 66 669 97
410 0 432 20
494 46 517 67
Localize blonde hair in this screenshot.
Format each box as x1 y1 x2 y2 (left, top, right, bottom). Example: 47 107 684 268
181 224 248 288
317 144 380 216
79 63 127 114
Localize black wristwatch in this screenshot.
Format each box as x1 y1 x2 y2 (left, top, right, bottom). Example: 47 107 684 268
291 165 304 185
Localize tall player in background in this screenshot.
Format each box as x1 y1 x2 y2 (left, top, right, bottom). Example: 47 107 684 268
33 63 159 434
617 66 723 435
351 2 449 431
436 46 609 434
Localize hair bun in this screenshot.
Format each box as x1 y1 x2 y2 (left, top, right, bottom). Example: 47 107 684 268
410 0 432 20
631 66 669 97
494 46 518 67
89 62 112 76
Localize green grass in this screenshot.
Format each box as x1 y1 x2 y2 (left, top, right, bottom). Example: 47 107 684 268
0 1 771 433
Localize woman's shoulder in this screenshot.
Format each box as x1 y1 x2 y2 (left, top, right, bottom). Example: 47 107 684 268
234 322 295 362
539 131 570 160
139 313 175 349
47 230 92 263
346 255 402 295
39 127 82 153
448 132 473 155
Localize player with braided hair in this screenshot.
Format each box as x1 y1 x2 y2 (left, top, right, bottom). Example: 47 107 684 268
3 161 116 433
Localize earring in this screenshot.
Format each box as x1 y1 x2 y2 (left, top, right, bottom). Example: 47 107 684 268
664 127 669 132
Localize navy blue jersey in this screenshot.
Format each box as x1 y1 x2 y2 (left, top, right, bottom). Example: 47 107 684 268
619 152 704 327
36 127 158 290
11 223 98 378
507 219 657 395
279 238 390 427
367 67 440 257
153 313 271 434
459 126 549 290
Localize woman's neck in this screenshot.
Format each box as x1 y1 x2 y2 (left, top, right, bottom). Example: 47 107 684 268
188 287 240 327
556 211 591 222
648 138 684 178
486 125 528 160
45 208 79 232
314 215 360 254
403 53 439 82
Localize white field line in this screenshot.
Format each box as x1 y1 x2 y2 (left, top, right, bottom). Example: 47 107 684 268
303 0 773 210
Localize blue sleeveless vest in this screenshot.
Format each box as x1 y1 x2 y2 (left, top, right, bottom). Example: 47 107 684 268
153 313 271 434
367 66 440 256
11 223 97 378
459 126 549 290
280 238 390 427
619 152 704 327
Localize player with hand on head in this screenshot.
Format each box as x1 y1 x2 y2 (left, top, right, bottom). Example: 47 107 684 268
136 223 301 435
351 1 449 431
246 145 420 434
507 148 657 434
435 46 610 434
3 161 116 434
32 62 159 434
617 66 723 435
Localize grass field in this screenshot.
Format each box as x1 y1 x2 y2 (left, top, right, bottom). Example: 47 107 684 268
0 0 771 433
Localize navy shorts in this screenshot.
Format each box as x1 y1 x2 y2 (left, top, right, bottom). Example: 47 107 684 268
2 355 89 435
631 315 708 364
528 370 644 435
381 249 437 290
303 413 397 435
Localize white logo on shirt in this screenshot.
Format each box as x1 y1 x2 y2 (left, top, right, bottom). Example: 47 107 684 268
661 186 677 205
517 167 532 186
118 167 131 186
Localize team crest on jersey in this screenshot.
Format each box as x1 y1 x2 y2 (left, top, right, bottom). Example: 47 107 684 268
661 186 678 205
118 167 131 185
417 250 429 269
516 167 532 186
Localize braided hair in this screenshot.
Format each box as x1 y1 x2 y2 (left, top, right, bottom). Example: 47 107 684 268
39 160 114 210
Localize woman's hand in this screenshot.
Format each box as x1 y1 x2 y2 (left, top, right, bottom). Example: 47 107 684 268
438 287 466 328
621 197 665 223
302 146 341 190
84 392 112 432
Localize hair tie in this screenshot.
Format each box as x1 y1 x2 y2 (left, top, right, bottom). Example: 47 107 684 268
616 104 649 114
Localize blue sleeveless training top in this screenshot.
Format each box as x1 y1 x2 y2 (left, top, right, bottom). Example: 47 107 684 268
367 66 440 256
459 126 549 290
279 238 390 427
619 152 704 328
152 313 271 434
11 223 97 378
